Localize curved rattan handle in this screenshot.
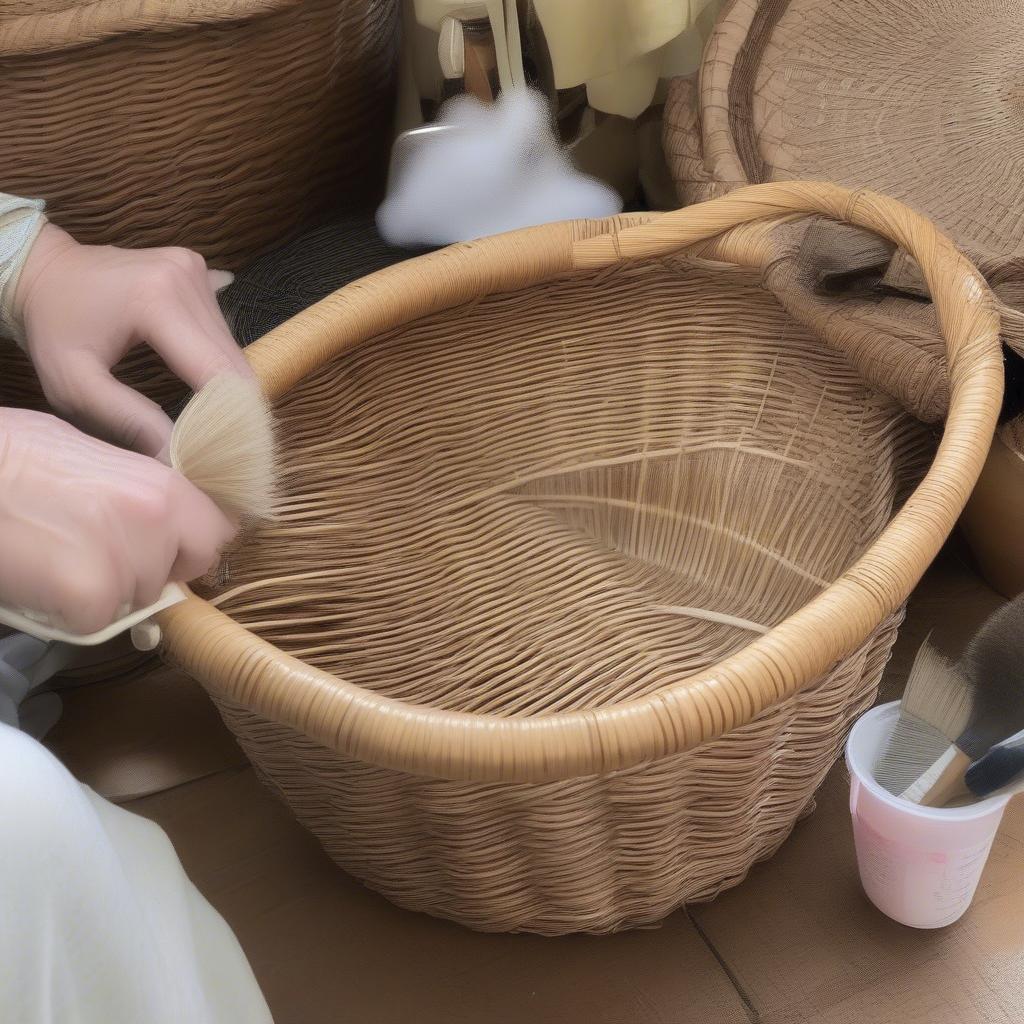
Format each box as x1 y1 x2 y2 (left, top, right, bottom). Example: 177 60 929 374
159 181 1003 783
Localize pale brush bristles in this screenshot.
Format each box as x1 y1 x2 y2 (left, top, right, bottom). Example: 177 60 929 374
899 637 973 743
873 639 971 795
899 594 1024 805
169 374 278 521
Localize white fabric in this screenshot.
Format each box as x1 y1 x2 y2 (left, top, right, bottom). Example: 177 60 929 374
0 723 273 1024
376 88 622 247
0 192 47 344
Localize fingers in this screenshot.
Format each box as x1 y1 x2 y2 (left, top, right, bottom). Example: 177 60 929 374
51 554 125 636
134 252 252 392
1 470 236 633
166 472 238 582
42 355 174 457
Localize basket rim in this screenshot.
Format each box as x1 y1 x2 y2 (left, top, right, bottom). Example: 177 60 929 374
0 0 301 57
159 181 1004 783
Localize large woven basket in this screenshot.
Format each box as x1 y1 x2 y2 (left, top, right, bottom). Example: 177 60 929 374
159 183 1002 934
663 0 1024 594
0 0 399 414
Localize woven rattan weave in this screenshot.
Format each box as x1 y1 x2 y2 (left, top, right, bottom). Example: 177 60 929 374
158 183 1002 932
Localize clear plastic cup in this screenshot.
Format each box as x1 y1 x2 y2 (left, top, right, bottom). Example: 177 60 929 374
845 702 1012 929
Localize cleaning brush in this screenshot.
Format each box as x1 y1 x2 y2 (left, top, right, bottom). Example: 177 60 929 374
873 637 972 796
0 373 277 647
901 592 1024 806
964 725 1024 799
170 372 277 521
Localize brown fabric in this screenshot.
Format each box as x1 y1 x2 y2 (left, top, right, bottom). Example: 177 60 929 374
664 0 1024 425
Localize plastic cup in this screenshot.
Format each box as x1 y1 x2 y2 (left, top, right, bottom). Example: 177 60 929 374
845 702 1011 929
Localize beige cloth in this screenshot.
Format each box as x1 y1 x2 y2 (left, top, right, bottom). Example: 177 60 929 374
0 192 46 343
532 0 725 117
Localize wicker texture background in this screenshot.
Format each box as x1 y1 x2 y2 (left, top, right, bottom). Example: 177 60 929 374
0 0 399 416
0 0 399 267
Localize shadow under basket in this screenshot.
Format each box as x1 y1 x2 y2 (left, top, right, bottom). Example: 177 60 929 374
159 183 1003 934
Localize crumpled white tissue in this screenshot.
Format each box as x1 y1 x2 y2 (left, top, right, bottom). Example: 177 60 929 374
376 88 623 247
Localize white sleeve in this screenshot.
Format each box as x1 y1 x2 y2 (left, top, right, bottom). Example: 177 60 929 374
0 192 47 343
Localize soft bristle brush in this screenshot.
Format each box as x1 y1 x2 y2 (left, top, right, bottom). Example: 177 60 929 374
901 593 1024 806
170 373 277 521
0 373 277 647
963 726 1024 799
873 638 972 796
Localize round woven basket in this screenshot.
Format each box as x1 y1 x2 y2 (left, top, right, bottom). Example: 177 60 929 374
665 0 1024 246
0 0 399 415
158 182 1002 934
663 0 1024 595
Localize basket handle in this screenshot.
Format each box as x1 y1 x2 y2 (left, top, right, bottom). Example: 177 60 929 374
159 181 1003 783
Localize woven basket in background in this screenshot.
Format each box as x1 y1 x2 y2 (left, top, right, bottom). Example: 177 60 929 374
157 183 1002 933
663 0 1024 595
0 0 400 413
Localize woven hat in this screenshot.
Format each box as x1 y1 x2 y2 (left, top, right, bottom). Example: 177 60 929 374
669 0 1024 247
663 0 1024 594
665 0 1024 351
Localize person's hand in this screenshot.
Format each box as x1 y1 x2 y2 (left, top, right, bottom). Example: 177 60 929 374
0 408 235 634
12 223 251 458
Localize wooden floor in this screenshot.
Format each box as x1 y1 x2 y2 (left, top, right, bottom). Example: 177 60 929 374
48 546 1024 1024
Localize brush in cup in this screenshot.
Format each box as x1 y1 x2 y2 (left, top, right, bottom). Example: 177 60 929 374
901 593 1024 806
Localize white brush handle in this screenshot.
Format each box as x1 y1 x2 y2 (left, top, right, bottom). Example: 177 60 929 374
0 583 187 648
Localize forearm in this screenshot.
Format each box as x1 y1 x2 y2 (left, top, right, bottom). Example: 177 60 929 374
0 192 47 342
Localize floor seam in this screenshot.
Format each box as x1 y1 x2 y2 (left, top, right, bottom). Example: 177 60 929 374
685 908 763 1024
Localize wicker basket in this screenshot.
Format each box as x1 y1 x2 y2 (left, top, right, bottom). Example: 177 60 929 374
0 0 399 414
158 183 1002 934
663 0 1024 594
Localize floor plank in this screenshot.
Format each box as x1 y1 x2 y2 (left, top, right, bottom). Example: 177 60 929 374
47 660 247 802
687 548 1023 1024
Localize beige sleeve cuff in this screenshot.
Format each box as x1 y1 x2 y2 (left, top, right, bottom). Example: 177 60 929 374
0 193 48 345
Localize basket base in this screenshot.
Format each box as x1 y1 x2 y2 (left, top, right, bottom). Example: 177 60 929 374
207 614 897 935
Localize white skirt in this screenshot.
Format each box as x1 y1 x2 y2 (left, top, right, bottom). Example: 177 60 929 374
0 722 272 1024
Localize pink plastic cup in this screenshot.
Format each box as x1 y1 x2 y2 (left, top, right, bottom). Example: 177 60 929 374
845 702 1011 929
